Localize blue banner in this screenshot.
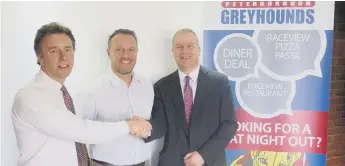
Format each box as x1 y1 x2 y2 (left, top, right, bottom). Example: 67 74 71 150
202 1 334 165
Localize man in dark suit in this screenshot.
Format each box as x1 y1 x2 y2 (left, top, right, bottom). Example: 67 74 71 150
144 28 238 166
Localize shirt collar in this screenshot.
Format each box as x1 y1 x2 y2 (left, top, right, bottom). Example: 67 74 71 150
35 69 64 90
178 65 200 83
106 68 141 87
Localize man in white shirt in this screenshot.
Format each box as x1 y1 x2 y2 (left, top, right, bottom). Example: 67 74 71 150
11 22 152 166
76 29 154 166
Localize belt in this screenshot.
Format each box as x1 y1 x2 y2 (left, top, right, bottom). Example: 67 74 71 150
91 159 145 166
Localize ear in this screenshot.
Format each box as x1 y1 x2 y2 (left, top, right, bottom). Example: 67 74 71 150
36 55 43 66
107 48 111 58
196 45 201 56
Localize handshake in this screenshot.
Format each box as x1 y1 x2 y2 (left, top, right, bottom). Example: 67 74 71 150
126 116 152 138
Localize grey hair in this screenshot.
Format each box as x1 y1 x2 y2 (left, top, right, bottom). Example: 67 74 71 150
172 28 199 46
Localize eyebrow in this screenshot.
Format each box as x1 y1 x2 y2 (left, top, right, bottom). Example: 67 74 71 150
48 46 73 49
175 43 196 45
47 46 58 50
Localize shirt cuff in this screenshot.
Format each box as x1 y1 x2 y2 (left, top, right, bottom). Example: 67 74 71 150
118 121 130 134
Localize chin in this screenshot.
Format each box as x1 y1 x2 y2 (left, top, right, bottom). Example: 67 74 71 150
59 73 70 79
60 70 72 77
119 71 132 75
178 63 190 69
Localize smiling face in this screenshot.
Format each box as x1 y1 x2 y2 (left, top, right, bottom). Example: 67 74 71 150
107 33 138 76
172 31 200 74
37 33 74 84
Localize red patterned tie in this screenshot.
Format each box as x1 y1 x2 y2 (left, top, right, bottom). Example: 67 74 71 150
183 76 193 125
61 85 90 166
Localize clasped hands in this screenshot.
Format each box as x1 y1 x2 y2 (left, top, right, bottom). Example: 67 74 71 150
127 115 151 138
127 116 204 166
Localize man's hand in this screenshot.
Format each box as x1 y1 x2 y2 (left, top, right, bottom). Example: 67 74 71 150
127 116 151 138
184 151 205 166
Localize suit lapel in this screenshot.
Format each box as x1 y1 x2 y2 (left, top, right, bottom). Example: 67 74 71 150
189 67 209 137
169 71 189 135
169 67 210 138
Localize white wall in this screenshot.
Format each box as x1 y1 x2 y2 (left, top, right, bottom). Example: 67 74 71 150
0 1 3 165
1 1 204 166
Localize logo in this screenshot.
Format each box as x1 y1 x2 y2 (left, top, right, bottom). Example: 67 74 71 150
220 1 316 25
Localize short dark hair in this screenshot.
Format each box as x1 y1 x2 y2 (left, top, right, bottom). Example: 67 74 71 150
108 29 137 49
34 22 75 65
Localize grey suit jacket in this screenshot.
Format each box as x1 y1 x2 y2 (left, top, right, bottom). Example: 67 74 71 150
146 66 238 166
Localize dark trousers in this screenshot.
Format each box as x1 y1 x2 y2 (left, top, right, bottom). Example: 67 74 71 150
91 159 145 166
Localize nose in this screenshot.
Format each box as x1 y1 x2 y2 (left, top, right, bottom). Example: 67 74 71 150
59 50 67 60
123 52 130 57
181 47 189 54
122 50 130 58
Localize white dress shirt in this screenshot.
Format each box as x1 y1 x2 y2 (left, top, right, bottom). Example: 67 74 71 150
178 65 200 102
12 70 130 166
75 69 154 165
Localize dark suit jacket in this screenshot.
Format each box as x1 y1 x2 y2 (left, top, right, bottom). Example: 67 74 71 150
146 66 238 166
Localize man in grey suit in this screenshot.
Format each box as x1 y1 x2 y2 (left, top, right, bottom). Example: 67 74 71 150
142 28 238 166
